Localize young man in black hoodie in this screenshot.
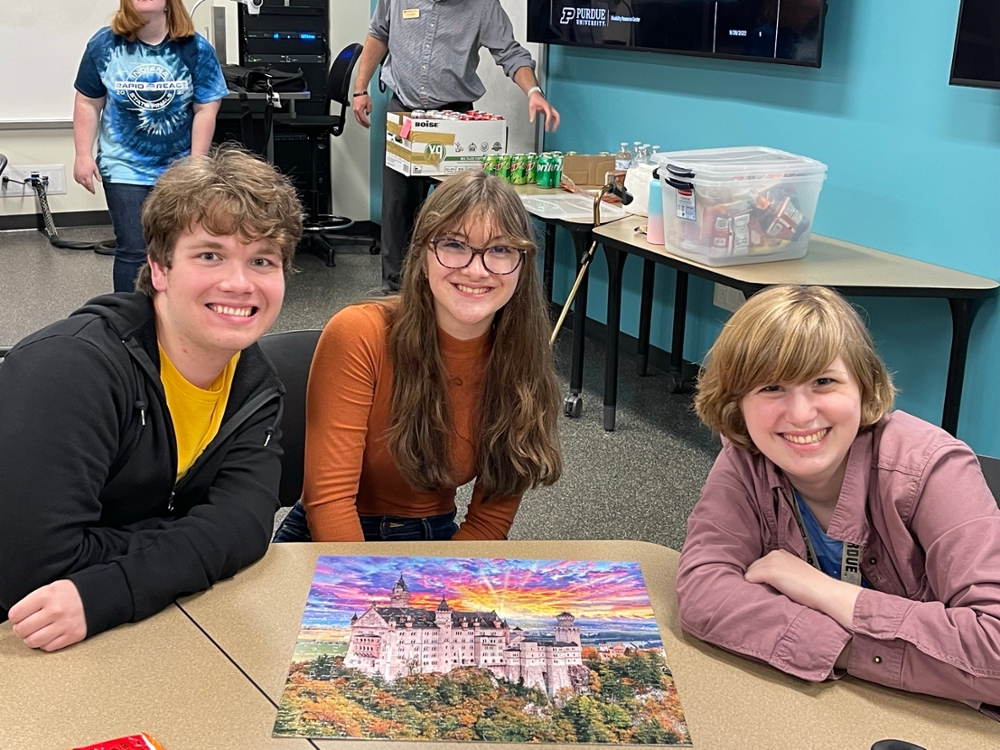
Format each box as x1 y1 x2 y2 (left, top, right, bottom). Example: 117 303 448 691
0 146 302 651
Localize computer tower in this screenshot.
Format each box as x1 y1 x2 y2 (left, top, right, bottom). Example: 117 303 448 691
239 0 329 117
274 129 331 226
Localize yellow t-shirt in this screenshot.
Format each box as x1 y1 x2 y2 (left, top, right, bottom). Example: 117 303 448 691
159 345 240 480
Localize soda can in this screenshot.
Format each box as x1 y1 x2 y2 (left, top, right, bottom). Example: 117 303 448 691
525 152 538 184
411 109 425 119
510 153 527 185
552 155 563 188
498 154 512 182
536 155 552 188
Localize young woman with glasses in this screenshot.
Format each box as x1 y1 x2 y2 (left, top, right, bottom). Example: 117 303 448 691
274 170 563 542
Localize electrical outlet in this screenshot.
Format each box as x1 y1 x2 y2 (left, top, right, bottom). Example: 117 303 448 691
0 164 67 197
713 283 746 312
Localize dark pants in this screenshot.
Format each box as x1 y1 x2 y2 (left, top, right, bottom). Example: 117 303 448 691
103 181 153 293
381 94 473 292
273 499 459 542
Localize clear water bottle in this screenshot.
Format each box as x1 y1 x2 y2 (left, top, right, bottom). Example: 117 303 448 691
641 144 652 164
634 144 648 165
632 141 642 168
615 142 632 171
651 145 661 160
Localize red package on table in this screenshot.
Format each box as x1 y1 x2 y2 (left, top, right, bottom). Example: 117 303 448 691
71 733 166 750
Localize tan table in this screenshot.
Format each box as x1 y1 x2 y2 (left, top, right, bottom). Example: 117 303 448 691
178 541 998 750
0 602 312 749
592 222 999 433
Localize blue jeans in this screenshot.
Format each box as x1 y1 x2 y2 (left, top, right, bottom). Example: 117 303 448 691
273 499 458 542
103 181 153 293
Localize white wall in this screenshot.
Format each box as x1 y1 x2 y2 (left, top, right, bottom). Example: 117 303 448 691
0 0 371 221
474 0 545 155
326 0 371 221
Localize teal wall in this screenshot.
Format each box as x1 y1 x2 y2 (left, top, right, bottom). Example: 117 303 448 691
540 0 1000 454
369 0 1000 454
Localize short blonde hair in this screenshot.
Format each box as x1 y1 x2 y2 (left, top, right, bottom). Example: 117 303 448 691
112 0 195 41
695 285 896 451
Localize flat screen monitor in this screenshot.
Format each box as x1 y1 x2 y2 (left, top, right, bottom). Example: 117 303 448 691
527 0 827 67
951 0 1000 89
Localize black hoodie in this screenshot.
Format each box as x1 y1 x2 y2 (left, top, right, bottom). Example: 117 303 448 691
0 293 284 637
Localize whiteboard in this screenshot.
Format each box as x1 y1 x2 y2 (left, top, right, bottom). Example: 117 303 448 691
474 0 545 155
0 0 119 124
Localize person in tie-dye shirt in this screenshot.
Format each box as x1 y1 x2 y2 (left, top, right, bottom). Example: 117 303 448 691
74 0 227 292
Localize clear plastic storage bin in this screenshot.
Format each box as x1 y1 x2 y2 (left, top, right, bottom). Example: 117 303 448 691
651 147 827 266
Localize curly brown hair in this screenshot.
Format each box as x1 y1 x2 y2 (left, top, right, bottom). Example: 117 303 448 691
135 145 302 296
695 285 896 451
379 170 562 499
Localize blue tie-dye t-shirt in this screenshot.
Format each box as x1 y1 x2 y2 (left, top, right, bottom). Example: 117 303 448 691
74 28 228 185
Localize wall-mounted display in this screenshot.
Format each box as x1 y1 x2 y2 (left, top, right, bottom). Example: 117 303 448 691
951 0 1000 89
527 0 827 67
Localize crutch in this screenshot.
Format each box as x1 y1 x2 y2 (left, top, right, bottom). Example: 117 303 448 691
550 177 633 347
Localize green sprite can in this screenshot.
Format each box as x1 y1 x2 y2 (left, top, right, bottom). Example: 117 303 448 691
534 155 548 188
510 153 527 185
536 155 553 189
552 154 563 188
498 154 512 182
525 152 538 184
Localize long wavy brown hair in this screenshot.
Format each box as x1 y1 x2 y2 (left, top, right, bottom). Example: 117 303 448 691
112 0 195 41
382 170 562 499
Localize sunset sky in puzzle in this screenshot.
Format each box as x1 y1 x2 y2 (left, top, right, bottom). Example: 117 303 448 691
301 556 658 631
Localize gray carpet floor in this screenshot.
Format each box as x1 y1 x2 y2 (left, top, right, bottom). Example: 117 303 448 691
0 225 720 551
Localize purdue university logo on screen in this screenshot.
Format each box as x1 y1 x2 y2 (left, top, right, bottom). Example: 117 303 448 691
559 6 609 27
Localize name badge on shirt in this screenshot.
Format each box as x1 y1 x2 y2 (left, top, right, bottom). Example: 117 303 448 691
402 8 420 19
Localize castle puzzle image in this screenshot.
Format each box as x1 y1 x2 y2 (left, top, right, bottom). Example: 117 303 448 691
274 555 691 745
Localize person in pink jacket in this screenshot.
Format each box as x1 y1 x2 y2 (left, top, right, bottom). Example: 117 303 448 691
676 284 1000 718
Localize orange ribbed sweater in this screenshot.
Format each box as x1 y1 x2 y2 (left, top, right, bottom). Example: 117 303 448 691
302 302 520 541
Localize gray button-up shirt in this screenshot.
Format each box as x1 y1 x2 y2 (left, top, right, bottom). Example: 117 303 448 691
369 0 536 109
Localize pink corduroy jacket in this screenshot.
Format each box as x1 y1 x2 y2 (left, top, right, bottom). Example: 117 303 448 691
677 410 1000 715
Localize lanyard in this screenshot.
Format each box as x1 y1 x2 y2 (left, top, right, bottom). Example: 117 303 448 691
788 490 863 587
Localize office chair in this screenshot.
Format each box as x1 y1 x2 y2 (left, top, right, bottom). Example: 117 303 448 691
258 329 322 507
977 454 1000 509
279 42 376 267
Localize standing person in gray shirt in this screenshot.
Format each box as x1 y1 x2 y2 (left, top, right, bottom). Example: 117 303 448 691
352 0 560 293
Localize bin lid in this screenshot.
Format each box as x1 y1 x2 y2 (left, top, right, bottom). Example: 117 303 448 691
651 146 827 184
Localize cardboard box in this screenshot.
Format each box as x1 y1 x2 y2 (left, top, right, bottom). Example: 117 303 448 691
561 154 617 187
385 112 507 177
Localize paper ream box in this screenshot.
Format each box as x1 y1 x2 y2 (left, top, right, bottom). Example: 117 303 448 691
385 112 507 177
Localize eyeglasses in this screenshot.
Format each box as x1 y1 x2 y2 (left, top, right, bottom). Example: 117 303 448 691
430 237 525 276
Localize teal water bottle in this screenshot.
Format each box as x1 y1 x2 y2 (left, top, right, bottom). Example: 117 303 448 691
647 169 664 245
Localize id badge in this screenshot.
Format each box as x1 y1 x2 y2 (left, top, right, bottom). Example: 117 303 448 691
402 8 420 19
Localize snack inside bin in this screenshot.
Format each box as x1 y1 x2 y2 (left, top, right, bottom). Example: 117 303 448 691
651 147 828 266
